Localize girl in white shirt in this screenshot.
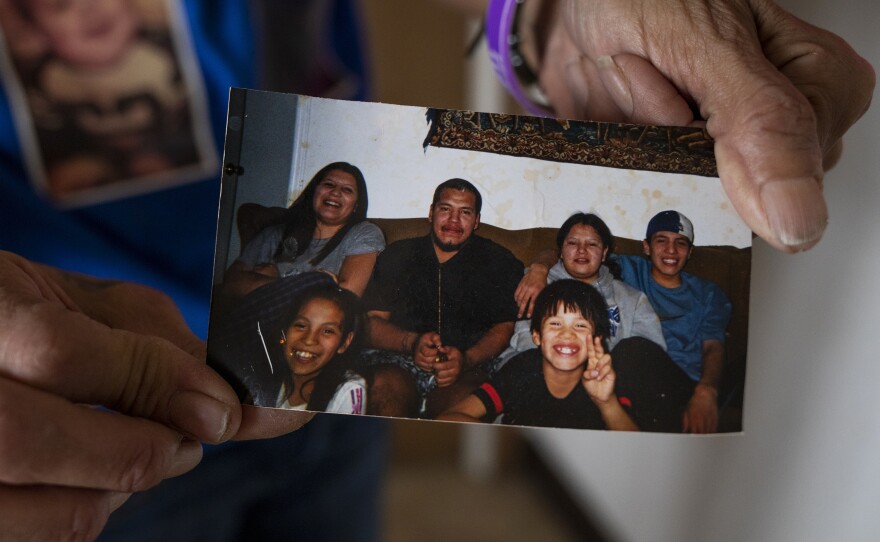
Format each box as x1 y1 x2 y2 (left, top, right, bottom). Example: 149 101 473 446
276 283 368 414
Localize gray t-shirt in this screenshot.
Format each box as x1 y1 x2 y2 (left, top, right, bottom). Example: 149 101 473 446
237 221 385 276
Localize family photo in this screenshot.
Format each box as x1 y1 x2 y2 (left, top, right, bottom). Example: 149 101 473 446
208 89 752 434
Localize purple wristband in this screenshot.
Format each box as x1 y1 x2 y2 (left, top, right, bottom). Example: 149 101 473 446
485 0 553 117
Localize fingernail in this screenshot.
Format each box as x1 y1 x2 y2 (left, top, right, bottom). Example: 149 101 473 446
760 178 828 250
169 440 203 477
169 391 232 443
596 55 634 118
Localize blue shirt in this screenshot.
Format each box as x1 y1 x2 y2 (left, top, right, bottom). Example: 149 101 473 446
0 0 366 338
615 254 732 381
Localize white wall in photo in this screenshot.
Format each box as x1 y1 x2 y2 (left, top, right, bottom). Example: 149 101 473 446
290 96 750 248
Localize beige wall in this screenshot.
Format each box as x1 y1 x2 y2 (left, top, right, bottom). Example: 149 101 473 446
532 1 880 540
359 0 469 110
290 96 748 246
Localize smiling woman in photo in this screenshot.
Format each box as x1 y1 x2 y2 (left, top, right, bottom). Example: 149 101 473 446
503 212 693 432
223 161 385 298
508 212 665 354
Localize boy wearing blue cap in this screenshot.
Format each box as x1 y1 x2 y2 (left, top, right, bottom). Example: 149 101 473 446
615 210 732 433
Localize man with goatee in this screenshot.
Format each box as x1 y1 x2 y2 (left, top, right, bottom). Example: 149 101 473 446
362 178 523 418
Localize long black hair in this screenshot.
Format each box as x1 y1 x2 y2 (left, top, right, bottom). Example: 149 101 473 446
556 212 621 279
278 283 366 411
277 162 369 266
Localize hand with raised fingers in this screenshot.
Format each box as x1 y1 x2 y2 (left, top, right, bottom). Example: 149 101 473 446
582 335 615 403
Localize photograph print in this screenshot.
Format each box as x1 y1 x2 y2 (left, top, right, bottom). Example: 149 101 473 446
208 89 752 435
0 0 217 205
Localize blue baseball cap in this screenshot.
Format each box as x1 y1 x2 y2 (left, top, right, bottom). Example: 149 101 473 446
646 211 694 244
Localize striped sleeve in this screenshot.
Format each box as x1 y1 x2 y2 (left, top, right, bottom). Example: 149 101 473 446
473 382 504 422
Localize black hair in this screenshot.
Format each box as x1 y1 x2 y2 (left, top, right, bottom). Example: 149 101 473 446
530 279 611 343
431 178 482 215
277 162 369 266
556 212 621 279
278 283 366 412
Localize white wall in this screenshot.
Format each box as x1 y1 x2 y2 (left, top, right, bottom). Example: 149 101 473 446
289 96 749 247
529 1 880 541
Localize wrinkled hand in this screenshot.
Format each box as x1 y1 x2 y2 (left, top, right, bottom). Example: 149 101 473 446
0 252 311 540
434 345 465 387
682 383 720 433
515 264 550 318
582 335 615 403
412 332 443 372
532 0 874 251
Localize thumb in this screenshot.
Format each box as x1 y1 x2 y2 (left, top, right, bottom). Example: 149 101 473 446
692 0 873 251
3 300 242 444
0 257 242 444
563 0 873 251
702 46 827 252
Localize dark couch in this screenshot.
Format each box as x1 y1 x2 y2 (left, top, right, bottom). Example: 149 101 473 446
233 203 751 428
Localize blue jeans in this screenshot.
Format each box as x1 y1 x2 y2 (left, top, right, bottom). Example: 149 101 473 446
98 415 388 542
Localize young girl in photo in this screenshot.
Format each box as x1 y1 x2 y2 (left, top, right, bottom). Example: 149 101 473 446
275 283 368 414
439 279 637 431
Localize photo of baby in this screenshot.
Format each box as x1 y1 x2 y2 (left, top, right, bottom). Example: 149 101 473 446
0 0 215 203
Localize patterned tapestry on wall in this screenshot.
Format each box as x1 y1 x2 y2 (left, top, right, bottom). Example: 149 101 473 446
423 108 718 178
